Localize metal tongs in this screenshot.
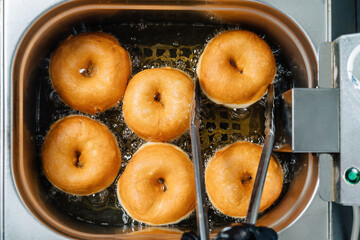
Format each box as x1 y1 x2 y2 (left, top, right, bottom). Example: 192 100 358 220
186 83 276 240
190 80 210 240
246 84 276 225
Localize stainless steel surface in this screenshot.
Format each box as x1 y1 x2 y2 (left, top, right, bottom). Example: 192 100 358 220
267 0 330 46
2 0 329 239
319 42 335 88
279 192 329 240
320 154 336 202
246 84 275 225
0 0 4 239
277 88 339 153
190 80 209 240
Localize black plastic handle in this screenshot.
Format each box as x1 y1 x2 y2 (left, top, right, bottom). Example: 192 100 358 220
181 225 278 240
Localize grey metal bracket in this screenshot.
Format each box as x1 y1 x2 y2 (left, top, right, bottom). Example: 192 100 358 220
317 33 360 206
276 88 339 153
278 33 360 206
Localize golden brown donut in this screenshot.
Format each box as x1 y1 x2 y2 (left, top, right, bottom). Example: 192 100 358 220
123 68 194 142
197 30 276 108
41 115 121 195
205 141 283 218
50 32 131 114
117 143 196 225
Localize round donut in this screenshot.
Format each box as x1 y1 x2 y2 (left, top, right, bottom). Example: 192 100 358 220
123 68 194 142
50 32 131 114
117 142 196 225
41 115 121 196
197 30 276 108
205 141 283 218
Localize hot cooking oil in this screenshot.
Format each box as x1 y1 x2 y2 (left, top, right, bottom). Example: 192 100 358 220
35 19 298 232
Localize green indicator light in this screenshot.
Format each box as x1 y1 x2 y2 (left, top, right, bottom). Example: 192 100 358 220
345 167 360 184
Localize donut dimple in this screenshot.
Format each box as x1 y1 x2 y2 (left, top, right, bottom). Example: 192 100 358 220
197 30 276 108
117 143 196 225
50 32 131 114
123 68 194 142
41 115 121 196
205 141 283 218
